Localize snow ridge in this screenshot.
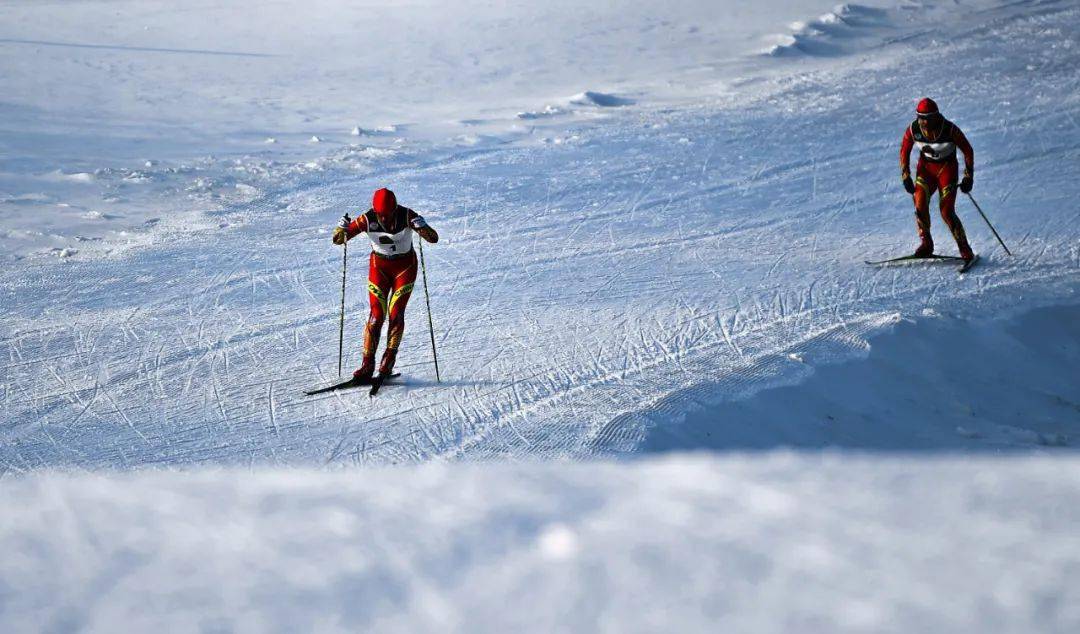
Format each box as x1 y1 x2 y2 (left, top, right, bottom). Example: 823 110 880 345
766 3 891 56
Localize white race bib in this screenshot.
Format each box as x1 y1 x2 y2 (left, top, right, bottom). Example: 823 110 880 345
916 139 956 161
367 227 413 256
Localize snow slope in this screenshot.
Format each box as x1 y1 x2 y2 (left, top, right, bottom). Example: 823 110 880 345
0 0 887 261
2 0 1080 630
3 0 1077 468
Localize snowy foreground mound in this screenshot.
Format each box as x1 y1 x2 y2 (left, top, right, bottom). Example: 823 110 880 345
3 455 1079 632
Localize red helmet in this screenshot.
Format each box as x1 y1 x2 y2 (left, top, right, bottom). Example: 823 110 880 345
916 97 940 118
372 188 397 219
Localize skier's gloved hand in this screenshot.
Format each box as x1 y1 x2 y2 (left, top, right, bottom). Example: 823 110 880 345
332 214 351 245
960 174 973 194
902 175 916 195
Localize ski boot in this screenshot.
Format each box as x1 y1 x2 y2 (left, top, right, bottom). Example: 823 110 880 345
913 238 934 258
958 241 975 262
378 348 398 377
352 355 375 381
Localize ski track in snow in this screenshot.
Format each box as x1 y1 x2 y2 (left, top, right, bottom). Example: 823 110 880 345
2 0 1080 472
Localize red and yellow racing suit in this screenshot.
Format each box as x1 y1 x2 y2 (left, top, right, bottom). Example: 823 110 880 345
900 119 974 256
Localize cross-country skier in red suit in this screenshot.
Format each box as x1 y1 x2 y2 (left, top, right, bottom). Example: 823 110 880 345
900 97 975 261
332 188 439 380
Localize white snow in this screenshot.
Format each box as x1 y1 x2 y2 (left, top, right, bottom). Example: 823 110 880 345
1 0 892 261
568 91 635 108
1 456 1078 632
1 0 1079 630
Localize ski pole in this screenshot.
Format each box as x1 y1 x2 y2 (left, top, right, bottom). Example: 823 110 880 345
417 235 441 382
337 213 350 376
965 193 1012 256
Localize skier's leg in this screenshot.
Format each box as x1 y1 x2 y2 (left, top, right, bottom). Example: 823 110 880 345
357 254 391 378
937 162 973 259
913 164 934 255
379 255 418 375
385 275 416 350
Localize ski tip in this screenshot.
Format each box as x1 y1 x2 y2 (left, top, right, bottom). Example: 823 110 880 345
306 373 399 397
303 378 358 395
867 253 967 266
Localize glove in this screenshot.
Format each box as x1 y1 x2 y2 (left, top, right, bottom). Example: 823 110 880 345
960 174 973 194
332 214 350 245
902 175 916 195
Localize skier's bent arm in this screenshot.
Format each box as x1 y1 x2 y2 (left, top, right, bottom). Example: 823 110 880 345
899 126 915 179
953 126 975 192
952 126 974 177
407 209 439 243
415 226 438 243
899 126 916 194
331 214 369 245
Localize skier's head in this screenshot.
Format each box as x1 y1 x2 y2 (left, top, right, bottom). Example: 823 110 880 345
372 188 397 222
916 97 943 135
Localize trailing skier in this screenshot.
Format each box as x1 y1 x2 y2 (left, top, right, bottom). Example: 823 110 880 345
332 188 439 381
899 97 976 262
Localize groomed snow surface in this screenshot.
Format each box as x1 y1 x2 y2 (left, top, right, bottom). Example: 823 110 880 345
2 0 1080 631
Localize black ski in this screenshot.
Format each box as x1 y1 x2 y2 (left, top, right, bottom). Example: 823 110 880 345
865 253 965 266
304 373 399 396
959 254 980 274
368 373 399 397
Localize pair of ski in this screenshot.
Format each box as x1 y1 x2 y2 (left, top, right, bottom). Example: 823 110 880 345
304 372 400 397
865 253 980 274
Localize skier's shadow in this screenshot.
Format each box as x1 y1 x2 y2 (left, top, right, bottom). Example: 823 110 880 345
398 377 494 389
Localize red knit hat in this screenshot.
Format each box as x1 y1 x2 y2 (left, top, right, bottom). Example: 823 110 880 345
916 97 940 118
372 188 397 215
